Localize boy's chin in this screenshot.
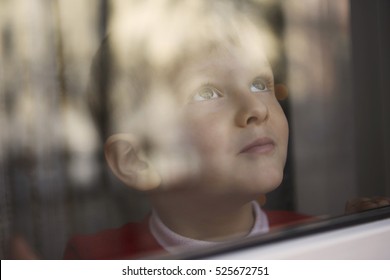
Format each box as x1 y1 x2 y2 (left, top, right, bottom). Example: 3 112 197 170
153 166 284 198
205 169 284 198
240 170 284 195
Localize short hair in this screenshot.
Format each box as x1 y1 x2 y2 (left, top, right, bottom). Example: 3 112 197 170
87 0 283 141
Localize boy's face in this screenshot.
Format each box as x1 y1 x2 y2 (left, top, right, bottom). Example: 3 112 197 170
155 44 289 197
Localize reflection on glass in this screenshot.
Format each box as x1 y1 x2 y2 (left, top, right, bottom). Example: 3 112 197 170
1 0 389 260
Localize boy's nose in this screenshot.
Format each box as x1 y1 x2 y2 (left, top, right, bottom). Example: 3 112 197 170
234 93 269 127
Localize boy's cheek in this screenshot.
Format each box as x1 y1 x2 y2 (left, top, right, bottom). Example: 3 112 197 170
271 105 289 151
152 155 200 190
145 133 203 189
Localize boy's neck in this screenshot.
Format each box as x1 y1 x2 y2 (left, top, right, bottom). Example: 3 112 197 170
149 191 256 242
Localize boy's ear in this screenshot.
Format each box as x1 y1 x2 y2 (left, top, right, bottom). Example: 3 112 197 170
275 84 288 101
104 133 161 191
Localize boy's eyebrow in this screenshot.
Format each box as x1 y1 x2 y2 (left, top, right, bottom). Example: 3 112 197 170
194 63 274 83
181 57 272 76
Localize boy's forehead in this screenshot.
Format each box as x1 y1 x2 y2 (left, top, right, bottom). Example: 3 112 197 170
186 46 270 73
173 45 273 90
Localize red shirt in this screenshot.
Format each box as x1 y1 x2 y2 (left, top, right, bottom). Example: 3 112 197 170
63 210 311 260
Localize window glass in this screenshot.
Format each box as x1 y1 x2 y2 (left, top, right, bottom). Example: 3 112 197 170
1 0 389 260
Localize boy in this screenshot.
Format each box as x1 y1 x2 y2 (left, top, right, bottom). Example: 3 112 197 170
64 0 307 259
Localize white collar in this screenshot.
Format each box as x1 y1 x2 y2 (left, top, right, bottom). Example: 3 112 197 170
149 201 269 254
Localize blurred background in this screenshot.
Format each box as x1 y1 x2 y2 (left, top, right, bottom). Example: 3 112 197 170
0 0 389 259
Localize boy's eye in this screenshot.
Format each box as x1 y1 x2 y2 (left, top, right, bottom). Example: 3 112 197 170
193 87 222 101
250 78 269 93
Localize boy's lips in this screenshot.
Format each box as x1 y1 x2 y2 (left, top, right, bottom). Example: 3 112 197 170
239 137 275 154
